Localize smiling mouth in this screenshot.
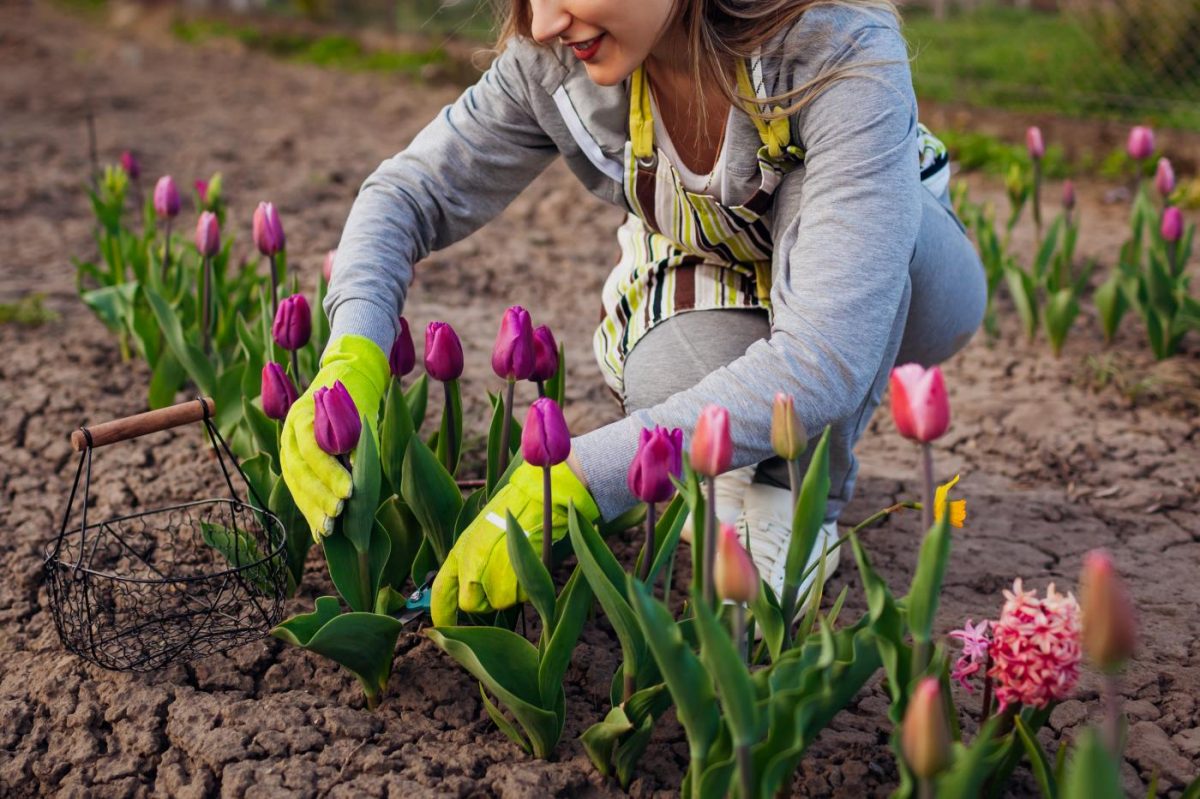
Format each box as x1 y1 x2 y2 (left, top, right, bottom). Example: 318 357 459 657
568 34 604 52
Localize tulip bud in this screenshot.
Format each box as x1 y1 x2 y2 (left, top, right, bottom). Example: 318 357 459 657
252 201 286 256
714 523 759 604
1155 158 1176 199
691 405 732 477
1025 126 1045 161
1080 549 1137 671
322 249 337 283
194 211 220 258
771 392 807 460
424 321 464 382
530 325 559 382
1062 179 1076 212
627 426 684 504
120 150 140 180
522 397 571 467
390 317 415 378
901 678 952 779
889 364 950 443
1127 125 1154 161
153 176 180 218
272 295 312 351
491 305 535 381
194 180 209 206
261 362 299 421
313 380 361 456
1161 206 1184 243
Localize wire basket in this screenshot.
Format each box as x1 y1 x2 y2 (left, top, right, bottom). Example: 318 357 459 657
45 398 289 672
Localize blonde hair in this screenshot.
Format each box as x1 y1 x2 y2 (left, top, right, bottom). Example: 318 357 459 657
485 0 904 131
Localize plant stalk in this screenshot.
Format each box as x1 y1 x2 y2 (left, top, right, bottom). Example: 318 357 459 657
161 217 172 280
783 458 803 648
921 443 935 534
639 502 657 582
917 777 933 799
623 666 635 705
443 379 459 475
536 378 546 398
1104 672 1123 757
201 254 212 355
542 464 553 570
703 475 717 607
499 379 515 475
1032 158 1043 242
736 741 753 799
733 603 748 664
268 253 279 319
980 649 994 724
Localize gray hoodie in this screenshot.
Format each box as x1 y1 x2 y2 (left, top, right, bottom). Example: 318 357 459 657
326 4 944 520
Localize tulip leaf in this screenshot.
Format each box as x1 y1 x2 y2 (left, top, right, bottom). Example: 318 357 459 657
628 578 720 766
505 511 556 635
545 341 567 406
781 427 830 630
599 502 647 540
1005 264 1040 342
1094 275 1127 343
410 538 437 588
538 567 592 708
581 707 635 778
486 391 523 498
404 373 428 432
343 415 381 555
1044 287 1080 357
644 493 686 587
145 286 216 396
696 755 736 799
425 626 561 758
436 378 463 475
694 600 763 748
848 532 909 717
81 283 138 335
380 380 414 498
374 584 409 616
238 453 275 514
272 596 404 707
148 350 185 409
241 397 280 473
199 521 277 596
455 487 488 539
322 523 390 613
313 274 330 355
749 578 785 663
906 513 952 647
375 496 422 592
268 475 309 592
401 435 463 564
1014 715 1059 799
480 683 531 754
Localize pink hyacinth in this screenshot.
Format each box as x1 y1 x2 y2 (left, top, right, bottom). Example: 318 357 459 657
987 579 1081 712
948 618 991 693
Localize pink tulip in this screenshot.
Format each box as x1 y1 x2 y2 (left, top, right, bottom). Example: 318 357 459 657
272 295 312 351
530 325 559 382
252 201 286 256
1080 550 1137 671
1161 206 1184 243
1025 126 1045 160
194 211 220 258
771 392 806 460
1062 179 1076 212
194 179 209 205
313 380 361 456
1155 158 1176 199
1127 125 1155 161
389 317 415 378
424 321 464 382
627 426 684 504
153 176 180 218
690 404 732 477
714 523 759 604
522 397 570 467
322 249 337 282
889 364 950 443
491 305 535 381
119 150 140 180
901 678 951 779
261 362 299 421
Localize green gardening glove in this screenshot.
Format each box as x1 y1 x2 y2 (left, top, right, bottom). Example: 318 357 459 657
431 461 599 626
280 334 390 540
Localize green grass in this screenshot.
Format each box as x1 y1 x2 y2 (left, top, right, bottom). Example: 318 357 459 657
0 294 60 327
904 6 1200 131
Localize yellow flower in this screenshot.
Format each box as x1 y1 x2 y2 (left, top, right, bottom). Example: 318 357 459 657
934 474 967 528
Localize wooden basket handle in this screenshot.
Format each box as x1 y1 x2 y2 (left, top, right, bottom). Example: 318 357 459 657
70 398 217 451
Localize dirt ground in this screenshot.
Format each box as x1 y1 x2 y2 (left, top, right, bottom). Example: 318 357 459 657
2 2 1199 796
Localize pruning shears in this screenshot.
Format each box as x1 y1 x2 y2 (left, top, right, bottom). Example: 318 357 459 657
395 571 436 626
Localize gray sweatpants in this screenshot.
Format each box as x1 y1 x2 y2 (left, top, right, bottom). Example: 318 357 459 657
621 185 986 520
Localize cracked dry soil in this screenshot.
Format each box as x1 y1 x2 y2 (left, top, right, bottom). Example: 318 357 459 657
2 2 1199 796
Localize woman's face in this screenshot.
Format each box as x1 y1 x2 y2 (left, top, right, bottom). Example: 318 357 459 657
529 0 680 85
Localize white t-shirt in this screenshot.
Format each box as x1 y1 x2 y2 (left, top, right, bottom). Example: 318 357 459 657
648 88 735 204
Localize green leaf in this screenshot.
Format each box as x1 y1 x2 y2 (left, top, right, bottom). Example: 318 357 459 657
581 707 635 778
241 397 280 473
404 373 429 432
268 477 309 592
145 286 216 396
343 416 381 554
380 380 414 498
272 596 404 706
148 350 185 409
545 342 567 406
906 514 952 646
694 601 762 748
485 391 522 498
436 378 463 475
214 364 246 441
1033 215 1063 285
322 525 388 613
400 435 463 564
199 521 277 595
375 496 422 592
538 566 592 708
374 584 408 615
239 453 275 512
1005 265 1040 341
480 683 531 754
1044 288 1080 358
1014 715 1058 799
749 578 785 663
781 427 830 628
1094 275 1127 343
1060 728 1123 799
848 532 909 714
505 512 557 635
644 493 687 587
934 717 1006 799
80 283 138 333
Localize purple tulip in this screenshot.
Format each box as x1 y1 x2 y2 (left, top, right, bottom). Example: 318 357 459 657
522 397 570 467
1155 158 1176 199
120 150 140 180
1127 126 1155 161
1025 126 1045 160
424 321 463 382
322 249 337 282
195 211 220 257
1062 180 1076 212
491 305 535 381
195 179 209 205
627 426 684 504
313 381 361 456
530 325 559 383
1161 206 1184 243
261 362 299 421
153 176 180 218
252 201 286 256
390 317 416 378
272 294 312 351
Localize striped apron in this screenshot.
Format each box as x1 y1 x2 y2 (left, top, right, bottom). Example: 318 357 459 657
592 56 950 397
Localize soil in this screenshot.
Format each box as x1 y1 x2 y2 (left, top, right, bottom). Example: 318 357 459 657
2 2 1199 796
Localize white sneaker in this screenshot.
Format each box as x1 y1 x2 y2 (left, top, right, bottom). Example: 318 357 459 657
680 465 755 545
739 482 841 620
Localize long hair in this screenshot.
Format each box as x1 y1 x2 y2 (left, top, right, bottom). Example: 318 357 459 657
485 0 904 131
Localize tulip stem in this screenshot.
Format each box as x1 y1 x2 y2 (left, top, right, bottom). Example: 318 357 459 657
917 778 932 799
201 254 211 355
921 443 934 534
1104 672 1123 757
703 476 717 607
733 603 747 664
268 253 279 319
542 464 553 571
1032 158 1043 242
290 350 301 388
499 379 515 475
161 217 172 280
735 741 753 799
535 379 546 399
639 503 657 582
